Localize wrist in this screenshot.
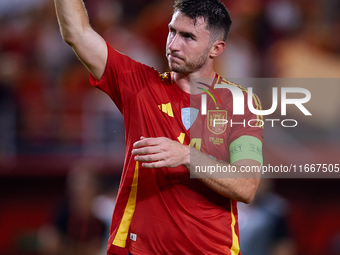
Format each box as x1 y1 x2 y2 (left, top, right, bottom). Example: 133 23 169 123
182 145 191 171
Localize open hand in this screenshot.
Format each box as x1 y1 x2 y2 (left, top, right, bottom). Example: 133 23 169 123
132 136 190 168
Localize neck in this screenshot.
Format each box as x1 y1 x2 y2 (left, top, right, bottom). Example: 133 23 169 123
173 68 216 94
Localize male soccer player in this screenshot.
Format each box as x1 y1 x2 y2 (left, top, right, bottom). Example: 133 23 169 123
54 0 264 254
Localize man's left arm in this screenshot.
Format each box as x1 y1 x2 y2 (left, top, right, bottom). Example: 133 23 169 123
186 147 260 204
132 136 261 204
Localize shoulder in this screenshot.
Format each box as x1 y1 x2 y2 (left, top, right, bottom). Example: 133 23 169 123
214 75 248 93
106 42 160 77
214 75 261 105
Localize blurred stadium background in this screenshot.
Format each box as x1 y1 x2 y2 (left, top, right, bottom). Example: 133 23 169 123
0 0 339 254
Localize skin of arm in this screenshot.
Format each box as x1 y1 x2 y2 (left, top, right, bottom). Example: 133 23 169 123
132 137 261 204
54 0 107 80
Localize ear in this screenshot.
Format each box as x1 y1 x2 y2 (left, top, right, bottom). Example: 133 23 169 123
209 40 226 58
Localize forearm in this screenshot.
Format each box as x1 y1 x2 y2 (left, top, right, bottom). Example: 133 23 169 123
183 147 260 204
54 0 107 80
132 137 261 204
54 0 91 45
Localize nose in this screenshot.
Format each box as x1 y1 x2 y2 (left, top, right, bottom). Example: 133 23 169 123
167 33 180 51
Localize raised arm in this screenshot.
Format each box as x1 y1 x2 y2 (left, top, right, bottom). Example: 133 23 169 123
54 0 107 80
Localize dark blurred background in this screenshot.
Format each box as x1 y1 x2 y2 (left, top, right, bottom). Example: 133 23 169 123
0 0 339 254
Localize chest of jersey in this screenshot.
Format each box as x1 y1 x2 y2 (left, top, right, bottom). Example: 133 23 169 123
125 80 233 163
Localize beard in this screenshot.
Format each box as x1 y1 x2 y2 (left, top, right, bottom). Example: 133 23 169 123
167 47 210 74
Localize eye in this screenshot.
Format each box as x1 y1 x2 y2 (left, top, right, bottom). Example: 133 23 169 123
182 33 194 40
169 27 176 35
184 34 193 40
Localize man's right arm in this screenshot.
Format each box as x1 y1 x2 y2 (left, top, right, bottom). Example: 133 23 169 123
54 0 107 80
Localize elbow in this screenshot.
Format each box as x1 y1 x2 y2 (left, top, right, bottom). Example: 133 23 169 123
238 182 258 204
242 177 261 204
60 29 78 47
60 25 90 47
241 191 256 204
60 29 74 46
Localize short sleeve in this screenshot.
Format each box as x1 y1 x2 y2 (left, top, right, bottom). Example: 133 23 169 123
228 90 264 144
89 41 160 112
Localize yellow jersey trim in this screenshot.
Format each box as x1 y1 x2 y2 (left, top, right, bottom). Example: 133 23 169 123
230 200 240 255
113 162 139 247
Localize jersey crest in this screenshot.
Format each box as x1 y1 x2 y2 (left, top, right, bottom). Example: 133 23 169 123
207 110 227 135
181 107 199 130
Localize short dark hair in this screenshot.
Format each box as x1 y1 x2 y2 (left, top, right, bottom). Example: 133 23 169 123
173 0 232 41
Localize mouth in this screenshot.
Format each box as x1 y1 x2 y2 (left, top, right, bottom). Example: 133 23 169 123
168 53 183 62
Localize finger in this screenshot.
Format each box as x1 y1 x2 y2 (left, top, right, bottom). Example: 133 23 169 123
133 137 162 148
131 146 160 155
141 161 166 168
134 153 165 162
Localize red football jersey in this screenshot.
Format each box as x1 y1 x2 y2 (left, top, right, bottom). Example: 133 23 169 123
90 42 263 255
